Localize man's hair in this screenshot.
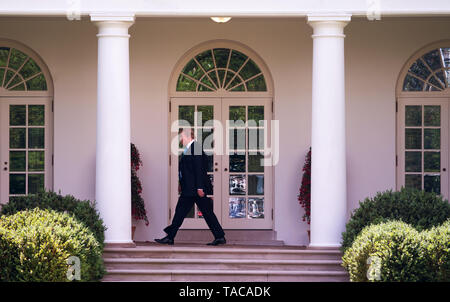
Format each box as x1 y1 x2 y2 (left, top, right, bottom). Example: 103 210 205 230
178 128 195 139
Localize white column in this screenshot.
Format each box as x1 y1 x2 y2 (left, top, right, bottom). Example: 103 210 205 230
91 13 135 245
307 14 351 248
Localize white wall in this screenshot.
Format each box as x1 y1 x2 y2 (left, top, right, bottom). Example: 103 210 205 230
0 17 449 245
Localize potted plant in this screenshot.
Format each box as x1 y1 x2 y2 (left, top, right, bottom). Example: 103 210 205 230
298 147 311 241
131 143 149 240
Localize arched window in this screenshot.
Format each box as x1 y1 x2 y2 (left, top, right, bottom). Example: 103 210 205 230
402 47 450 92
0 46 48 91
176 48 267 92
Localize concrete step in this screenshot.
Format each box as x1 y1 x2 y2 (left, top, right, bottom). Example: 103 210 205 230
103 245 342 261
102 269 349 282
104 257 345 271
174 240 285 246
176 230 278 241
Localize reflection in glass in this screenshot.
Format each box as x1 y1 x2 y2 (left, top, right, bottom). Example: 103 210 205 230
248 106 264 124
229 129 246 150
229 154 245 172
424 152 440 172
179 106 195 126
229 175 246 195
28 174 44 194
28 151 45 171
10 128 26 149
229 197 246 218
10 151 26 171
248 153 264 172
10 105 26 126
28 105 45 126
403 74 424 91
248 175 264 195
424 106 440 126
28 128 45 149
405 152 422 172
196 105 213 126
405 129 421 149
424 175 440 195
405 106 422 126
405 174 422 190
424 129 440 149
9 174 26 194
248 198 264 219
229 106 246 122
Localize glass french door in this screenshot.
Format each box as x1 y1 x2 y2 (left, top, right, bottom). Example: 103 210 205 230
0 98 52 205
170 97 273 229
397 98 449 199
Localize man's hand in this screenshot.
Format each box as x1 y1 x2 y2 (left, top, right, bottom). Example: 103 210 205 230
197 189 205 198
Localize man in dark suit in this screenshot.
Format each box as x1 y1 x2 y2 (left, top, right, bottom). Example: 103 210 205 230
155 128 226 246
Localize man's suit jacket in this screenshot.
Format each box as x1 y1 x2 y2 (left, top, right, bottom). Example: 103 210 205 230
179 141 213 197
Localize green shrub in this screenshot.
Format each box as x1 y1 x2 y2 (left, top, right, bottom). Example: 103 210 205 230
0 208 105 281
341 187 450 252
342 221 431 282
0 190 105 248
421 220 450 282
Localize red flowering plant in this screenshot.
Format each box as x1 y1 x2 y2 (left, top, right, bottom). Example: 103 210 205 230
298 147 311 224
131 143 149 226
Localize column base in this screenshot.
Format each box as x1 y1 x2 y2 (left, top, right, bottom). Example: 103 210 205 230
308 243 342 249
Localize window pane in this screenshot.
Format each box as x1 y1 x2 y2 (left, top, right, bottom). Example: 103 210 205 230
196 105 213 126
9 48 27 71
405 151 422 172
424 175 440 195
0 47 10 67
176 74 196 91
229 50 247 72
9 174 26 194
195 50 215 72
405 106 422 126
19 58 41 80
248 153 264 172
28 105 45 126
229 106 246 122
10 151 26 171
248 198 264 219
10 105 26 126
405 129 421 149
248 106 264 125
28 151 45 171
403 74 424 91
229 129 246 150
229 197 246 218
28 128 44 149
424 106 440 126
248 175 264 195
197 128 214 150
186 204 195 218
408 59 431 80
178 106 194 126
229 154 245 172
246 75 267 91
213 48 230 69
229 175 246 195
405 174 422 190
424 152 440 172
9 128 26 149
248 128 264 150
239 59 261 80
26 73 47 90
28 174 44 194
422 49 442 71
181 59 204 80
424 129 440 149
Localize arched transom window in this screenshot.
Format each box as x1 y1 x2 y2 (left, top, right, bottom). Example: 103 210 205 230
403 47 450 91
177 48 267 92
0 46 48 91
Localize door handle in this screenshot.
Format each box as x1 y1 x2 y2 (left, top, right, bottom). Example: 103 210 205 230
214 168 218 171
443 168 447 172
224 168 228 172
3 167 7 171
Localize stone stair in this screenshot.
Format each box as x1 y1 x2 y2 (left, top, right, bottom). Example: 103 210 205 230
102 243 349 282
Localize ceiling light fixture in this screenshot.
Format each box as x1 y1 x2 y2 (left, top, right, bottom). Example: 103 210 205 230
210 17 232 23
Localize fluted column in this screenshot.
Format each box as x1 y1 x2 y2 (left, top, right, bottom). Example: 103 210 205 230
307 14 351 248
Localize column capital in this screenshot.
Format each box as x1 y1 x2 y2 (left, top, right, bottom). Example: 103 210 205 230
307 13 351 38
90 13 135 38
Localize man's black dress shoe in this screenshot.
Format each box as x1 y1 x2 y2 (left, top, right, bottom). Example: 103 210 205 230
155 236 174 245
207 237 226 246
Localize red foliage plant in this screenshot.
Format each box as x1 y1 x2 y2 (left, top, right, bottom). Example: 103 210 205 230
298 147 311 224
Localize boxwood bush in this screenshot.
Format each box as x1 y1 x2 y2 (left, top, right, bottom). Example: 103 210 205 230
0 190 105 249
341 187 450 252
342 220 450 282
0 208 105 281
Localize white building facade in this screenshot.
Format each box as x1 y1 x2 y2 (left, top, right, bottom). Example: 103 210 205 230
0 0 449 247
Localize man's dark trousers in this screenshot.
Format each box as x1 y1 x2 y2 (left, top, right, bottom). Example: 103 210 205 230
164 194 225 240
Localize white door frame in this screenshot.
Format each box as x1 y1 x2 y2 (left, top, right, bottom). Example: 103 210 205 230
0 97 53 205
